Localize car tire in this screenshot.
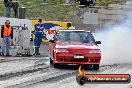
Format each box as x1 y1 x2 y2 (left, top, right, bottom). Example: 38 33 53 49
48 52 53 64
81 65 88 70
93 64 99 70
50 57 53 64
53 63 59 68
0 52 2 56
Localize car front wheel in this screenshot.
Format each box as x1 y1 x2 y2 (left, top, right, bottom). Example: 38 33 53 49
50 57 53 64
93 64 99 70
53 63 59 68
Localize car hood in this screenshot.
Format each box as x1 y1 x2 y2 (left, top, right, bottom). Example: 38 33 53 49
55 42 100 49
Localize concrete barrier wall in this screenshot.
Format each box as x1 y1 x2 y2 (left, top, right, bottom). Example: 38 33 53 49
108 4 132 9
98 9 129 15
98 1 132 23
0 17 32 47
0 17 32 31
99 14 125 20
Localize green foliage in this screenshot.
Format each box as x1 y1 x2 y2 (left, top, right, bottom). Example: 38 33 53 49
0 1 5 16
0 0 125 20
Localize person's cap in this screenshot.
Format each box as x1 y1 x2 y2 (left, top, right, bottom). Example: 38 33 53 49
38 19 42 22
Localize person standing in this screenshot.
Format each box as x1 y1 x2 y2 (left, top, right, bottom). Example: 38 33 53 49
32 19 45 55
66 0 70 4
1 20 13 56
12 0 19 18
4 0 13 18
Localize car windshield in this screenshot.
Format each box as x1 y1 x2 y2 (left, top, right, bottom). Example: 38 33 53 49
56 31 95 43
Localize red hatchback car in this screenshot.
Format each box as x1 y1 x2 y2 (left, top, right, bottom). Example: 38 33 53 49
49 30 101 70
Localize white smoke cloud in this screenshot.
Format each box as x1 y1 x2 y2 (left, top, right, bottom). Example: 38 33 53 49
95 13 132 65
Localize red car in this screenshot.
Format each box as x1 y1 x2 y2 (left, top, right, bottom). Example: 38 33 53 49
49 30 101 70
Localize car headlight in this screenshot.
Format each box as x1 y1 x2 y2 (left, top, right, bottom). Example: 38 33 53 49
89 50 101 54
55 49 68 53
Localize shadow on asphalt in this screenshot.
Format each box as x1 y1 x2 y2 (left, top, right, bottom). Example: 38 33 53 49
51 64 96 71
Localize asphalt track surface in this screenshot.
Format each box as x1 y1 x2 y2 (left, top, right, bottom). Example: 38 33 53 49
0 42 131 88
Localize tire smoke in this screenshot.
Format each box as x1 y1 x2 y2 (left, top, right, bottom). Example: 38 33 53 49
95 13 132 65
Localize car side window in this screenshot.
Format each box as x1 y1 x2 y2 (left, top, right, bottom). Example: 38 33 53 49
89 33 95 43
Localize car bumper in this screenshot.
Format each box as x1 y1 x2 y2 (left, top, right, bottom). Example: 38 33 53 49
54 53 101 65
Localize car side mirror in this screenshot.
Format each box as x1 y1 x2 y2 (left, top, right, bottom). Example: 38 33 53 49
95 41 101 44
49 40 55 43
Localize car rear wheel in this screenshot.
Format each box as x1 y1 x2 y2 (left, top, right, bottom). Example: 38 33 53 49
93 64 99 70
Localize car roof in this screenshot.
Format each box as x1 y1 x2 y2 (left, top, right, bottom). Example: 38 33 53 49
59 29 90 32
